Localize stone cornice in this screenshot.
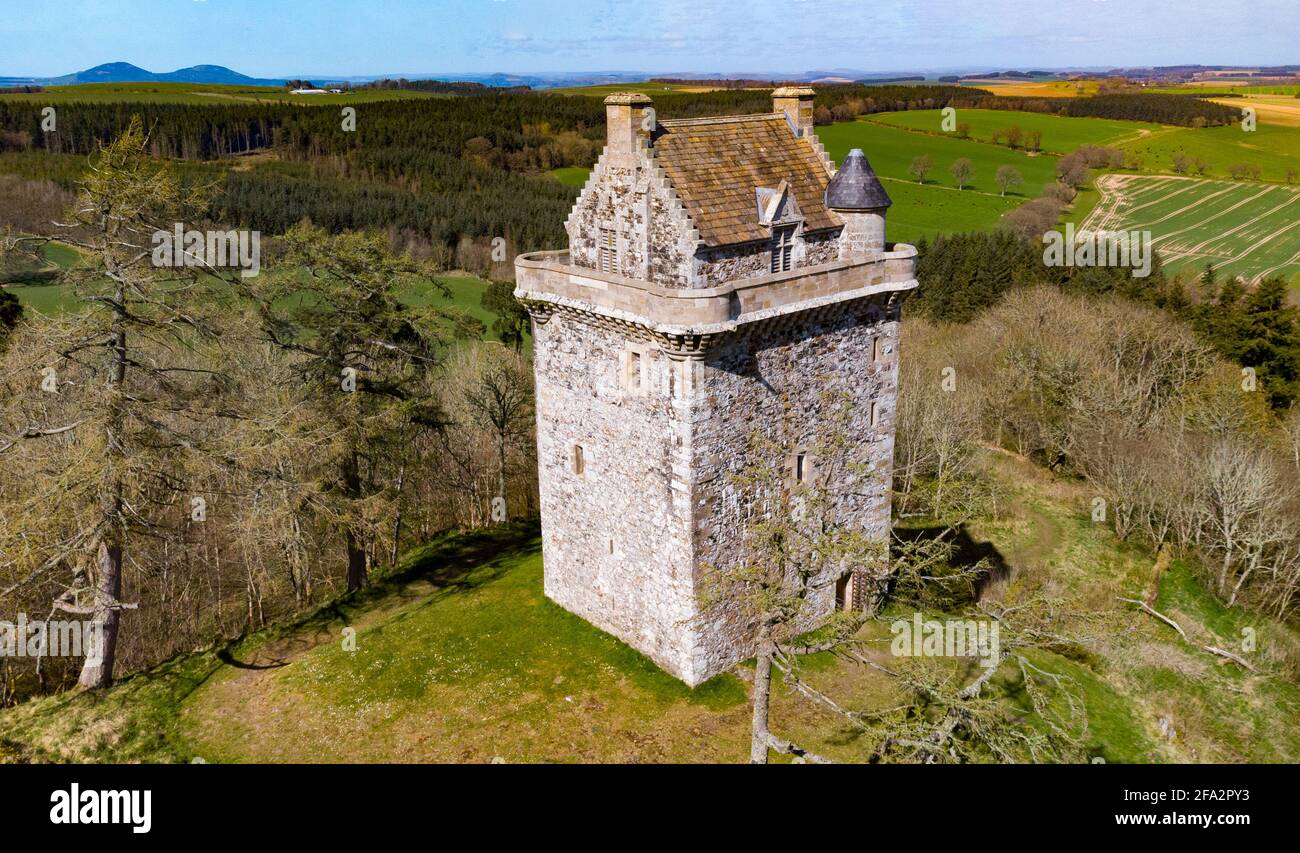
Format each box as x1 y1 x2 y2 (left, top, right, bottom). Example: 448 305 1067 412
517 254 915 359
516 245 916 327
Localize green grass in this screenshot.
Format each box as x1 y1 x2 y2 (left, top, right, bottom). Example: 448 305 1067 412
1146 84 1300 96
868 108 1166 155
1068 175 1300 285
0 81 447 106
548 166 592 187
3 245 514 339
0 523 752 764
1 239 90 313
1118 122 1300 183
816 119 1061 243
399 272 504 339
969 451 1300 764
5 447 1297 763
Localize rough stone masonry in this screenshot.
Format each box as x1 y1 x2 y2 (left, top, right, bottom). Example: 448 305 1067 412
515 88 917 685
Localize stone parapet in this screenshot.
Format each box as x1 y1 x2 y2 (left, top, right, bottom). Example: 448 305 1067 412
514 244 918 338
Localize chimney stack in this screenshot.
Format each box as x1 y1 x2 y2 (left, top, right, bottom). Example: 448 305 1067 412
772 86 816 138
604 92 654 166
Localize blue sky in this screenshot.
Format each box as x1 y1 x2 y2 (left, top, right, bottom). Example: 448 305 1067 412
2 0 1297 77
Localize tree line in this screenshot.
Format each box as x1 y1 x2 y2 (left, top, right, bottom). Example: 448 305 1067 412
913 230 1300 409
0 121 538 702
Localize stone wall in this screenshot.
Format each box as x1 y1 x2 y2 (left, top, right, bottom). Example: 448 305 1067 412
530 310 701 680
696 229 841 286
685 301 901 678
565 142 846 291
529 289 903 685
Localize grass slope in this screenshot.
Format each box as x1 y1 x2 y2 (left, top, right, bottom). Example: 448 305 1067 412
816 120 1060 243
4 452 1296 764
869 108 1165 155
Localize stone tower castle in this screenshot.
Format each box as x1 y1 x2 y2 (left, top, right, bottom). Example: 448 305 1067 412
515 88 917 685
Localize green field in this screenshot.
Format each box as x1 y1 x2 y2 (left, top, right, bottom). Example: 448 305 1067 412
547 81 730 96
1 240 508 338
869 108 1165 155
1073 174 1300 285
1118 122 1300 182
1146 84 1300 96
817 120 1061 242
0 81 447 106
541 107 1300 251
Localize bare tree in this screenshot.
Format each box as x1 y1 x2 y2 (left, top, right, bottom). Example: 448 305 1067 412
995 165 1023 197
951 158 974 190
461 346 534 518
0 117 237 688
908 154 933 184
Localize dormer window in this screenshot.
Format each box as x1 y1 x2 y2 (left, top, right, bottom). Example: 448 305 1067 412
598 228 617 273
771 226 794 273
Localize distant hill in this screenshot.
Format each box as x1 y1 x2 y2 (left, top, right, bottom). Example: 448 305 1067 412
37 62 287 86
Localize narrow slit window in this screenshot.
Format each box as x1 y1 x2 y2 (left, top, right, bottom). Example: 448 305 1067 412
771 226 794 273
626 349 642 390
869 401 880 428
573 444 585 476
872 335 882 363
598 228 617 273
795 453 807 483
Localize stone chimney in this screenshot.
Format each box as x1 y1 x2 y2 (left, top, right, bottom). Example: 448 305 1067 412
772 86 816 138
826 148 892 255
604 92 654 166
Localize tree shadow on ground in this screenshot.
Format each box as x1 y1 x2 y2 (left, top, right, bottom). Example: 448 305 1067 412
892 523 1013 607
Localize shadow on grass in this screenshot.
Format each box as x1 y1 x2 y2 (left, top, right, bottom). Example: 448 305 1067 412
892 523 1013 606
211 521 542 672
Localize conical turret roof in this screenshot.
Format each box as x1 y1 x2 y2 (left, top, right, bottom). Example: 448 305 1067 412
825 148 891 210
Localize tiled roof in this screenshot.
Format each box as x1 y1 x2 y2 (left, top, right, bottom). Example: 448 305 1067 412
653 114 839 247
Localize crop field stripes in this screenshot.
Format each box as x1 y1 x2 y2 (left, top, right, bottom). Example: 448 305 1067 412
1081 174 1300 285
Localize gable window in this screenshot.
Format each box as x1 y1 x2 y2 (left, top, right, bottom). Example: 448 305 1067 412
770 226 794 273
598 228 617 273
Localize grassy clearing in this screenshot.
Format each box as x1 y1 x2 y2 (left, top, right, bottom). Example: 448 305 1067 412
0 81 447 106
547 166 591 187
